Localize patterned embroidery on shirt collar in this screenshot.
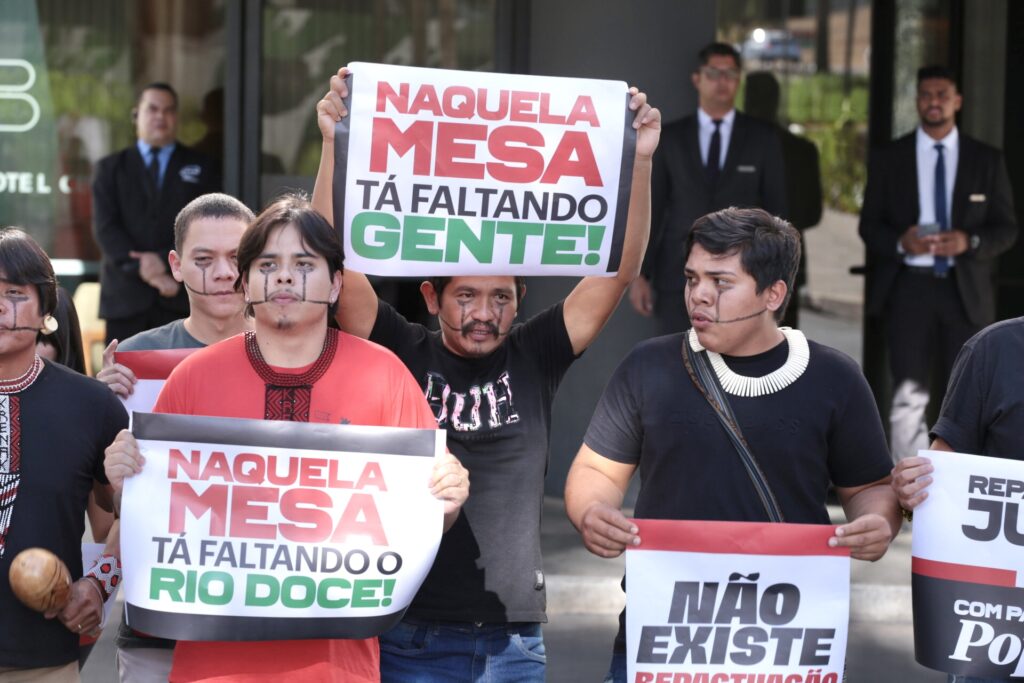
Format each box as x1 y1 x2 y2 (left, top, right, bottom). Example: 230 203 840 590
244 330 337 422
0 356 39 559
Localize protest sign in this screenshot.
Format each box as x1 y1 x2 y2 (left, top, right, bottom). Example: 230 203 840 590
911 449 1024 679
334 61 635 276
121 412 445 641
626 520 849 683
114 348 198 414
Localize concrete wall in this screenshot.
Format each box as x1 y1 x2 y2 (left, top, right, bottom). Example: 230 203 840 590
522 0 716 497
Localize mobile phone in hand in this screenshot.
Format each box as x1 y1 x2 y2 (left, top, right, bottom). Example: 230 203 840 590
917 222 941 237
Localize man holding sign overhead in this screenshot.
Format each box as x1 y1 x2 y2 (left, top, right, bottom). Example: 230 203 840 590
312 64 659 680
564 208 901 682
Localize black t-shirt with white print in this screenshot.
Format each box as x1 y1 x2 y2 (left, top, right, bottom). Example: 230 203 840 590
371 300 577 623
0 362 127 669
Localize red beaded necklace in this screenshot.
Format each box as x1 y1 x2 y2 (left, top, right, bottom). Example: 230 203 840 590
244 330 338 421
0 355 43 395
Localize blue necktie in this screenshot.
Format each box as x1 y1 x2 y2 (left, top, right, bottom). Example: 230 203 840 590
933 143 949 276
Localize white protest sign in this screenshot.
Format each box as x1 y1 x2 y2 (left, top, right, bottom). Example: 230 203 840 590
626 520 849 683
121 412 445 641
911 449 1024 679
335 61 634 276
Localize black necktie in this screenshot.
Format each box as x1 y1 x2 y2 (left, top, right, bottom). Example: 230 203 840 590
933 143 949 276
706 119 723 189
148 147 161 190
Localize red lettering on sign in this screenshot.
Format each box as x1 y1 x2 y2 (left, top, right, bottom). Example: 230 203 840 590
169 482 227 535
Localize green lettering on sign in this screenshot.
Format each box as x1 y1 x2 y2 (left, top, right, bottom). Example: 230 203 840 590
245 574 280 607
445 218 495 263
401 215 444 262
541 223 585 265
496 222 544 264
351 211 400 259
150 568 184 602
281 576 317 609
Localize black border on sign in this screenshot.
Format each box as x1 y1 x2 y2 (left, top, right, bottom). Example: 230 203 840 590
132 412 436 457
606 92 636 274
331 72 355 248
126 603 405 641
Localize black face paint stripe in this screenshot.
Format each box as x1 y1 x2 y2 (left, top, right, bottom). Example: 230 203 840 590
198 262 209 295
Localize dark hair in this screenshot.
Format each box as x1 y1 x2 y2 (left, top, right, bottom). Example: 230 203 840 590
0 227 58 317
236 194 344 319
137 82 178 108
174 193 255 252
37 287 86 374
696 42 742 71
429 276 527 306
917 65 957 88
684 208 800 321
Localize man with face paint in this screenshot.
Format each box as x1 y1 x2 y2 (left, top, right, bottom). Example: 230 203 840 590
97 193 253 399
311 68 660 681
0 228 128 682
94 193 254 682
104 196 469 683
564 208 901 683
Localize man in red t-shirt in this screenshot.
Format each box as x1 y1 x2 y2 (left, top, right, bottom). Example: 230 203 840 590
104 196 469 682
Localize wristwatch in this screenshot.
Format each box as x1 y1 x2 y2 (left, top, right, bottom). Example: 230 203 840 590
969 233 982 251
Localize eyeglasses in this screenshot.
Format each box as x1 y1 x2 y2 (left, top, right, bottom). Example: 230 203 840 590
700 67 741 82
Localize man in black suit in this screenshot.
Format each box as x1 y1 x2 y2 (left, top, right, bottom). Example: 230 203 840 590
859 65 1018 462
92 83 220 343
630 42 787 334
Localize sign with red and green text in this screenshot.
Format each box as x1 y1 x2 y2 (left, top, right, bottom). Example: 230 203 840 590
333 62 635 276
120 412 445 641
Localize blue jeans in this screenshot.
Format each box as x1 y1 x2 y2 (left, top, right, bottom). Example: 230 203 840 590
380 619 546 682
603 651 626 683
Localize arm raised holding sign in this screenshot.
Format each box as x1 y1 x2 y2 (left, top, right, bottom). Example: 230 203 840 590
312 66 661 355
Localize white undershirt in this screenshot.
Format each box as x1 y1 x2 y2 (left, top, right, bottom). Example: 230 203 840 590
697 108 735 169
906 126 959 267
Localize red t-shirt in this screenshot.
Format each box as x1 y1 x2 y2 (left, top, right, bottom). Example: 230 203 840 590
153 331 436 683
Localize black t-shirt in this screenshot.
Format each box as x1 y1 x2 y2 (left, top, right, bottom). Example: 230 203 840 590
586 333 892 524
371 300 577 623
931 316 1024 460
0 362 128 669
586 333 893 650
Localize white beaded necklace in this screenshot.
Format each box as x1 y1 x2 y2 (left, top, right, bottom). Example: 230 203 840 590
688 327 810 397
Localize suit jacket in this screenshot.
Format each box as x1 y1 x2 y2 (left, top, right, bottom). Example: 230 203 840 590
644 111 788 292
859 132 1018 327
92 143 220 320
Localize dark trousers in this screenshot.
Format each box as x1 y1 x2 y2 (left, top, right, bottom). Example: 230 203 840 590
884 267 979 459
104 307 183 345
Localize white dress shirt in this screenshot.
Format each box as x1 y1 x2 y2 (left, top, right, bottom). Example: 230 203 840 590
697 108 736 170
906 126 959 267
